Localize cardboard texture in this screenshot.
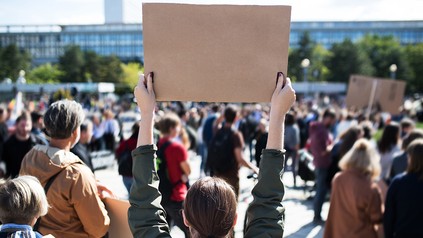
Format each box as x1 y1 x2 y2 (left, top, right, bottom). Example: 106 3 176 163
143 3 291 102
104 197 131 238
346 75 406 114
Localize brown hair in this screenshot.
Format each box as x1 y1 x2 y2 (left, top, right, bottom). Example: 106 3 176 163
406 139 423 180
184 177 237 238
158 113 181 135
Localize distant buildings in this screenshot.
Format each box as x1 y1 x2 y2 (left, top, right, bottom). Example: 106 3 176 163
0 1 422 66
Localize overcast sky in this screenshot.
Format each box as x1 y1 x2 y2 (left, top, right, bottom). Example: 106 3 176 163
0 0 421 25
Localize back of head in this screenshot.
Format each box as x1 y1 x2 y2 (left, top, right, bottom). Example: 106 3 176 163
406 139 423 180
44 100 84 139
184 177 237 238
0 176 48 225
339 138 381 180
402 129 423 150
378 122 400 153
339 125 363 158
224 105 237 124
158 113 181 135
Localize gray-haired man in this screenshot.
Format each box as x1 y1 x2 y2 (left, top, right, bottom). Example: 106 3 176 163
20 100 110 238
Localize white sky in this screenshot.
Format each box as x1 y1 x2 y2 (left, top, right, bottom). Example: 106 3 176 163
0 0 421 25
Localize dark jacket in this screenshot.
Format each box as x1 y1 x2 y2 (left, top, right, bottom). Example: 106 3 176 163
71 142 94 172
384 173 423 238
128 144 286 237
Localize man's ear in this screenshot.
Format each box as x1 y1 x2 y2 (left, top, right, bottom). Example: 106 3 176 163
233 213 238 227
182 210 190 227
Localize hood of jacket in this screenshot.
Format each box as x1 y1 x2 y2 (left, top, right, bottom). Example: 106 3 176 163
20 144 83 184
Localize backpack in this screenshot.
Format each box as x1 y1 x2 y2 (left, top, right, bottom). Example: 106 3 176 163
206 127 236 175
117 142 133 176
156 140 175 204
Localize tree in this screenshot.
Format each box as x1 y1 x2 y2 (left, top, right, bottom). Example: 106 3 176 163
121 62 143 88
0 44 31 80
58 45 85 82
288 32 315 82
325 39 374 82
27 63 63 83
97 55 123 83
358 35 412 81
405 43 423 93
83 51 102 82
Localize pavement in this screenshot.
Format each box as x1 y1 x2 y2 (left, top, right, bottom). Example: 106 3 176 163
95 151 329 238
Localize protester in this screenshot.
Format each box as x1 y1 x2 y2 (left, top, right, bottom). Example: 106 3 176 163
201 104 219 174
389 129 423 179
0 176 50 238
284 111 300 186
103 109 120 151
30 111 49 145
71 119 95 171
206 104 259 198
116 122 139 193
399 117 415 138
0 107 8 176
254 118 268 167
324 139 383 238
128 72 295 237
157 112 191 237
90 113 105 151
384 139 423 238
1 111 46 178
377 122 401 182
309 108 336 223
326 125 363 188
19 100 110 238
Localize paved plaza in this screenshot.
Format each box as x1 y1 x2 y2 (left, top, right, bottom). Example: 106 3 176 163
95 151 328 238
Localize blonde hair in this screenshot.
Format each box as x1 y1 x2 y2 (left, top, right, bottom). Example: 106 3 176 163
339 139 381 180
0 176 49 224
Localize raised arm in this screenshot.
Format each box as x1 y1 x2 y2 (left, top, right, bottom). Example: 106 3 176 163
244 72 296 237
128 73 171 238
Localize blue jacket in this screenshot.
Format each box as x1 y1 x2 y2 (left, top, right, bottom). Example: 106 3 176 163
0 223 42 238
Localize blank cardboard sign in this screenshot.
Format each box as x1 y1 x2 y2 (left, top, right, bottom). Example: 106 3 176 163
143 3 292 102
346 75 406 114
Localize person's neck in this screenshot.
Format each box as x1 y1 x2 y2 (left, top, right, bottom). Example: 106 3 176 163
49 138 73 151
15 132 30 141
224 122 233 128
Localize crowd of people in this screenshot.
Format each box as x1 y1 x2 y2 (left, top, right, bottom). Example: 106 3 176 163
0 71 422 237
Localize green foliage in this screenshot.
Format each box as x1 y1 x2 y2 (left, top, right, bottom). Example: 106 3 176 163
27 63 63 83
325 39 374 82
288 32 315 82
405 43 423 93
97 55 123 83
121 62 143 88
358 35 412 81
58 45 85 82
0 44 31 80
58 46 123 83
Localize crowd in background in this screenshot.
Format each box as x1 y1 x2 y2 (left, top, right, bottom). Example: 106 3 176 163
0 92 423 237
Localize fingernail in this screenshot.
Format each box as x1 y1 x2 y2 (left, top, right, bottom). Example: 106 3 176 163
150 72 154 83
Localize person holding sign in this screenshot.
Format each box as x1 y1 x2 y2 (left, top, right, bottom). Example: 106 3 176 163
128 72 295 237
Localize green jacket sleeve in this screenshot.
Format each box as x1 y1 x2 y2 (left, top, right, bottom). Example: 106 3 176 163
244 149 285 238
128 144 172 238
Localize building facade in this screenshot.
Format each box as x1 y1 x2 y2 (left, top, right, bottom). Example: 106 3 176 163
0 20 422 65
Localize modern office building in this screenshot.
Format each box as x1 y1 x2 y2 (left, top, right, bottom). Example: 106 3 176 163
0 18 422 65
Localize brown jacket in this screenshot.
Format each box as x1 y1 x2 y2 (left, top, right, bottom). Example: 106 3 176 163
20 145 110 238
324 169 383 238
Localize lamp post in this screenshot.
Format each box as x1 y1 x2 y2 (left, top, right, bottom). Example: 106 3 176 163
389 64 397 80
301 58 310 97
